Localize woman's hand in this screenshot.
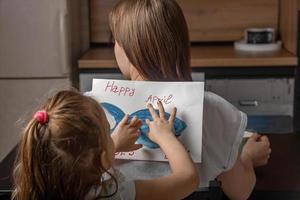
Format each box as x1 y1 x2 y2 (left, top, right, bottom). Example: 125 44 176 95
146 101 177 144
111 115 143 152
241 133 271 167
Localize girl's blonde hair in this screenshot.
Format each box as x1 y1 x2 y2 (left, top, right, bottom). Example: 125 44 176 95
12 90 117 200
110 0 192 81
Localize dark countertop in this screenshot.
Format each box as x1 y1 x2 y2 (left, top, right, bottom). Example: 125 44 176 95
254 133 300 191
1 133 300 199
248 133 300 200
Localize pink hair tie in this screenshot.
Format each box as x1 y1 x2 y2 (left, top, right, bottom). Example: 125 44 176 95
34 110 49 124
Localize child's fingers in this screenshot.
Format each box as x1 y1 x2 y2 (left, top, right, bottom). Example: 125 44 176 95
169 107 177 123
147 104 158 119
128 128 141 137
129 122 143 134
130 118 142 129
131 144 143 151
145 118 151 125
157 101 166 119
129 116 138 127
136 129 141 136
133 120 143 129
119 114 130 126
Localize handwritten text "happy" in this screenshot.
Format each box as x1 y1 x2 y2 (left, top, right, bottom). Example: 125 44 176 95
104 81 135 96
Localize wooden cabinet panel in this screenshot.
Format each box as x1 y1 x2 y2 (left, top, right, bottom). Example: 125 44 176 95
90 0 278 43
177 0 278 42
280 0 298 55
90 0 118 43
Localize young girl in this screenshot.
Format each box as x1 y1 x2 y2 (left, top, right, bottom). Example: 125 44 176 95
109 0 271 199
12 90 199 200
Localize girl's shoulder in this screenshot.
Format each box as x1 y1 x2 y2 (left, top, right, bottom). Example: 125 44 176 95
85 169 136 200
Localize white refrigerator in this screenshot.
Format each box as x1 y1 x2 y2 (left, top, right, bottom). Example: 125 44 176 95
0 0 72 161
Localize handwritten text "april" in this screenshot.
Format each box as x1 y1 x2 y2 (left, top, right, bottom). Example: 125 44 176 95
145 94 173 104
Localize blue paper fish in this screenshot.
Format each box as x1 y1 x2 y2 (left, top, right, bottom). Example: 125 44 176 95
101 102 187 149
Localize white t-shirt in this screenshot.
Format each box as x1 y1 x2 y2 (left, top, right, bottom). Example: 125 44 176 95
115 92 247 188
85 169 136 200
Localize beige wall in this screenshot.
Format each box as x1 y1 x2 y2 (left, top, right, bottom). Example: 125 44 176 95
0 79 70 161
0 0 82 161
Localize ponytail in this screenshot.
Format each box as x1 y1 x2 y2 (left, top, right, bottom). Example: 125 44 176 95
12 118 52 200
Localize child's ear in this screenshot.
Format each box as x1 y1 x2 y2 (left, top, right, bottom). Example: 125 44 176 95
101 151 111 170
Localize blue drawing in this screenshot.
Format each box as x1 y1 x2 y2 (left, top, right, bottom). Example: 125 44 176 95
101 102 187 149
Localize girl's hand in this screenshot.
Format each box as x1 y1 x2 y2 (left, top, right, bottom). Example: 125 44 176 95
135 102 199 200
146 101 177 144
241 133 271 167
111 115 143 152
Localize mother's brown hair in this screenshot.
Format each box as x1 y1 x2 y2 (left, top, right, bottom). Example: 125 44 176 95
110 0 192 81
12 90 117 200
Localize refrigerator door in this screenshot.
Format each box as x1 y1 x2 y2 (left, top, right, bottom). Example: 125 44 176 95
0 78 70 161
0 0 70 78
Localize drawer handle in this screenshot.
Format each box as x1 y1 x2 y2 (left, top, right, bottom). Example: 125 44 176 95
239 100 259 107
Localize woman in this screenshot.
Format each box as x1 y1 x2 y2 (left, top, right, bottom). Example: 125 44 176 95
109 0 271 199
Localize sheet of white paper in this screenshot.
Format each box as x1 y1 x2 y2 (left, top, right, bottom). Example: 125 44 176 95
86 79 204 163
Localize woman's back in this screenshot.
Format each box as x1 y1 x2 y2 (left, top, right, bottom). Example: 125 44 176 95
115 91 247 187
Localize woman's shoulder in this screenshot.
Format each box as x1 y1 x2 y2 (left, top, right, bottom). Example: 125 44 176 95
115 170 136 200
204 91 236 110
203 91 246 124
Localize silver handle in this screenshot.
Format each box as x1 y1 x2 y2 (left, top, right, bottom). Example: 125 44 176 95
59 0 70 75
239 100 259 107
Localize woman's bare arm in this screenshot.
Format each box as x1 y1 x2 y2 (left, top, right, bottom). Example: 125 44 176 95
218 134 271 200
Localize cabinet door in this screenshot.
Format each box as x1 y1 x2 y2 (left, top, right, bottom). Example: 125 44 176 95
90 0 278 43
206 78 294 116
0 0 70 78
0 79 70 161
